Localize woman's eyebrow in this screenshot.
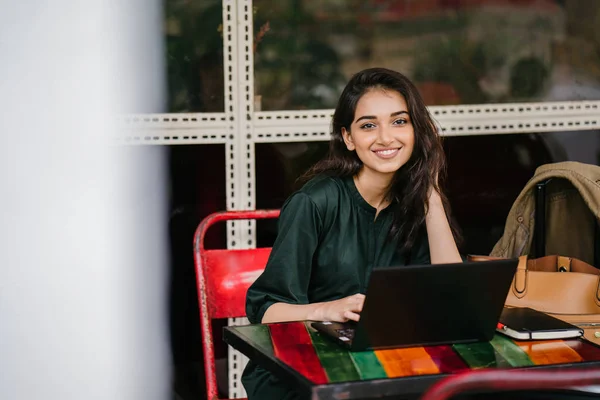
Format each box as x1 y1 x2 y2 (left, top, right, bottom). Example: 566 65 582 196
355 115 376 123
355 110 408 123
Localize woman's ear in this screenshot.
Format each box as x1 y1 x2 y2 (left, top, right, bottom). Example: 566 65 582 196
342 127 355 151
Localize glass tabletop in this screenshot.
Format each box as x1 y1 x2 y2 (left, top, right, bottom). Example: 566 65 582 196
225 321 600 399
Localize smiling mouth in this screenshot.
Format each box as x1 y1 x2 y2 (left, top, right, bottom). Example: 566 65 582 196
373 148 401 158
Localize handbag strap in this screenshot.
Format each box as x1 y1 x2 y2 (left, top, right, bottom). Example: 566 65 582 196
533 179 551 258
595 220 600 269
513 256 528 297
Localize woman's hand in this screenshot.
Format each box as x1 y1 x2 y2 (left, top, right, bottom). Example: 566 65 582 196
309 293 365 322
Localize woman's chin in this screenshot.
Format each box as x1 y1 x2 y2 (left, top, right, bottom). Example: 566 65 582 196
373 161 408 175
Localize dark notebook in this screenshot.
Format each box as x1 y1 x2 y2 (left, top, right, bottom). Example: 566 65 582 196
497 307 583 340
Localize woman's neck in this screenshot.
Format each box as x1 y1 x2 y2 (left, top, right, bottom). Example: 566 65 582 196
354 168 394 211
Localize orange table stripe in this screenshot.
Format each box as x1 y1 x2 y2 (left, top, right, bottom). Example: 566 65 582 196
375 347 440 378
516 340 583 365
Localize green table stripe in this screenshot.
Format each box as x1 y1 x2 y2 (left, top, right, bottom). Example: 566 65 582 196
307 326 361 382
349 350 388 380
240 323 274 356
453 340 511 369
489 335 535 367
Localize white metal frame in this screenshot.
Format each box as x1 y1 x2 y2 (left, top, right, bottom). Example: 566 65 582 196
121 1 600 397
117 113 228 144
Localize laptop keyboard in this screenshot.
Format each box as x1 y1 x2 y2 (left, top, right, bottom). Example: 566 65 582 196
336 328 355 340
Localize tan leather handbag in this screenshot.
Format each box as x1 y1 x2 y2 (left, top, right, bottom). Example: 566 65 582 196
469 254 600 344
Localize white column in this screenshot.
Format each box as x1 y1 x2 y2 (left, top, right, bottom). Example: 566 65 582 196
0 1 170 400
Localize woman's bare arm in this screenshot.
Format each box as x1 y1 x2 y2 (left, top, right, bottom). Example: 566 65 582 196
425 190 462 264
261 293 365 324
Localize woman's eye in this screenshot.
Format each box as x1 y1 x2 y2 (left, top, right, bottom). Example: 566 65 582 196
393 119 408 125
360 122 376 129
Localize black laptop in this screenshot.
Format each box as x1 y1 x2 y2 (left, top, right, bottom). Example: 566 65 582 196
311 259 519 351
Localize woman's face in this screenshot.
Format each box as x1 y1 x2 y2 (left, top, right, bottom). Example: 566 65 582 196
342 88 415 178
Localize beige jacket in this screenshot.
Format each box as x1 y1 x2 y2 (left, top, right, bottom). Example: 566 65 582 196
490 161 600 265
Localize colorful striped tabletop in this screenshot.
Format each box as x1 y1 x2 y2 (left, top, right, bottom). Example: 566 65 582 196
227 321 600 386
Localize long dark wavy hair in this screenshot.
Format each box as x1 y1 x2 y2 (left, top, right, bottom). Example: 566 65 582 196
300 67 462 251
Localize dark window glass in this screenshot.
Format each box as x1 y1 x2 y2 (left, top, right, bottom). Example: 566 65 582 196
255 130 600 253
255 142 329 247
168 144 226 368
254 0 600 110
165 0 224 112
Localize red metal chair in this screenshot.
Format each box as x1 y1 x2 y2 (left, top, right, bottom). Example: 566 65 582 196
421 368 600 400
193 210 280 400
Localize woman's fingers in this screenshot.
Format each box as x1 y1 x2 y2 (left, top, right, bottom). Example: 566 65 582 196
343 310 360 322
342 294 365 321
356 295 365 311
356 299 364 313
349 293 365 312
316 294 367 322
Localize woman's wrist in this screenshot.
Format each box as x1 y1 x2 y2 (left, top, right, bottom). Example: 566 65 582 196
263 302 324 323
306 302 324 321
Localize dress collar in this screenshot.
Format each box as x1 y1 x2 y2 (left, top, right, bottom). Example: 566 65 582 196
344 175 393 216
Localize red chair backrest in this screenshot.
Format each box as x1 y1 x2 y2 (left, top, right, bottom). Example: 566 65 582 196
192 210 280 400
199 247 272 319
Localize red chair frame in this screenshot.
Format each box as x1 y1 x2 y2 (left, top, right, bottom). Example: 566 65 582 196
421 367 600 400
193 210 280 400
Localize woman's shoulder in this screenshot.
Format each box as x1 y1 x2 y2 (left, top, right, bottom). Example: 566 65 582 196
282 174 347 215
297 174 346 202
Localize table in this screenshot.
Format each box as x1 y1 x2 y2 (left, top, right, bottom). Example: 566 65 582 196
224 321 600 400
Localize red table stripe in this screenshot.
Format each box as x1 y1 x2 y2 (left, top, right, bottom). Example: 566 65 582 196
563 339 600 362
269 322 329 384
424 345 470 373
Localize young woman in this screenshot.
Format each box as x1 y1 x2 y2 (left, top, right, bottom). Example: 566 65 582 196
242 67 462 399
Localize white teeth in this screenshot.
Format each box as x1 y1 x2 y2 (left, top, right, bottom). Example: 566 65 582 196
375 149 398 155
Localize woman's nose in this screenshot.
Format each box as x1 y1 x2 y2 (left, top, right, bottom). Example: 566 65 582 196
377 126 394 144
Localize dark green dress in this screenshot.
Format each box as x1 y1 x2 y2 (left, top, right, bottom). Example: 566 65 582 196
242 174 430 400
